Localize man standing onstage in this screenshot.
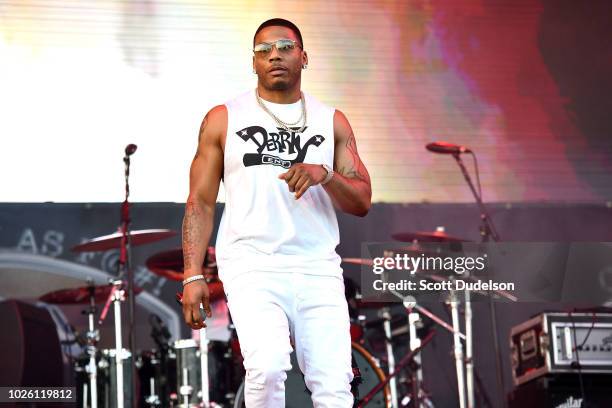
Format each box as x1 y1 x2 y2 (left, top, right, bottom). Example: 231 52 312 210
181 18 372 407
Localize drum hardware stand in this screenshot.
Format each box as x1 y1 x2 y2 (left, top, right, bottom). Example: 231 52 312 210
450 151 504 408
144 377 161 407
357 331 435 408
177 330 213 408
403 301 466 341
84 281 100 408
199 327 210 408
142 351 161 407
382 267 465 408
392 262 473 408
99 280 127 408
147 314 171 407
380 307 399 408
406 305 423 407
82 383 88 408
464 283 474 408
448 286 466 408
400 298 463 408
179 366 194 408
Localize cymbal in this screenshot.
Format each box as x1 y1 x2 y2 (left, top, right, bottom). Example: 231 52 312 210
391 230 469 243
40 283 143 304
342 257 374 267
146 247 216 282
341 243 431 267
72 229 177 253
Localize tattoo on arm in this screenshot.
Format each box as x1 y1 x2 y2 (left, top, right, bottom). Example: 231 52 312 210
195 114 209 158
182 199 203 271
338 131 367 181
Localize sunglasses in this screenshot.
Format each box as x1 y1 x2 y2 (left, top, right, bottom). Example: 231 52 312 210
253 39 301 55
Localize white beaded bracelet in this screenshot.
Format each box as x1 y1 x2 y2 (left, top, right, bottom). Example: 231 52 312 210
321 164 334 185
182 274 205 286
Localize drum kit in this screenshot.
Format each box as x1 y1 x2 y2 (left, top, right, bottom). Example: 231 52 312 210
33 144 512 407
33 223 517 408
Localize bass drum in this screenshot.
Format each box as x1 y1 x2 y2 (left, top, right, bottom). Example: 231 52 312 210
233 342 389 407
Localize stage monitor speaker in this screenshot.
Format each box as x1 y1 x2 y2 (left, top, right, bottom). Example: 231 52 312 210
0 299 63 387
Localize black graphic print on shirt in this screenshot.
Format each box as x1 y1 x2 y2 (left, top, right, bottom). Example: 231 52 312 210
236 126 325 169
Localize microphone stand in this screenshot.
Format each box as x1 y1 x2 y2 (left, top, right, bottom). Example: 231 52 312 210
451 153 505 408
120 150 137 408
85 282 99 408
452 153 500 242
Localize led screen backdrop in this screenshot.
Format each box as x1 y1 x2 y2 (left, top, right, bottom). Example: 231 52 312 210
1 0 611 203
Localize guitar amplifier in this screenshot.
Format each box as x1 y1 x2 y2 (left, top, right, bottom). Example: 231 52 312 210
508 374 612 408
510 312 612 385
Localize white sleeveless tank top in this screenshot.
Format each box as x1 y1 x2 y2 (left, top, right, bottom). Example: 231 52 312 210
215 89 342 282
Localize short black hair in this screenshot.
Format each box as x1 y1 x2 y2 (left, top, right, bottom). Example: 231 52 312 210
253 18 303 48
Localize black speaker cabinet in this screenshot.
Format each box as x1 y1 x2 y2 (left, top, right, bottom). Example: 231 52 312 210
0 299 63 387
508 374 612 408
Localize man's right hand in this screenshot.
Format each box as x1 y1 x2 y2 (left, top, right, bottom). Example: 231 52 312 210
182 279 212 329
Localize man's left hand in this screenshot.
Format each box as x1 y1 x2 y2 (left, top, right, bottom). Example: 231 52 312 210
278 163 328 199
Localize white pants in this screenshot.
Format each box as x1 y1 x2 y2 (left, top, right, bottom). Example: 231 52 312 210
223 271 354 408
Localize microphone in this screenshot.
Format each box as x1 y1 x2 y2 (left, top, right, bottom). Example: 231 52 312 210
426 141 471 155
124 144 138 156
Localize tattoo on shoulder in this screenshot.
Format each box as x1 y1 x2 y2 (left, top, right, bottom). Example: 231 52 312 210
198 114 209 143
195 114 209 158
338 131 367 181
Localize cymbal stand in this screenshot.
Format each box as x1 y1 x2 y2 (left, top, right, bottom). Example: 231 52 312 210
100 280 126 408
357 332 435 408
464 286 474 408
380 307 398 408
383 267 466 407
396 299 466 408
199 327 210 408
448 286 466 408
84 282 100 408
398 293 469 408
406 305 422 407
406 301 466 341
